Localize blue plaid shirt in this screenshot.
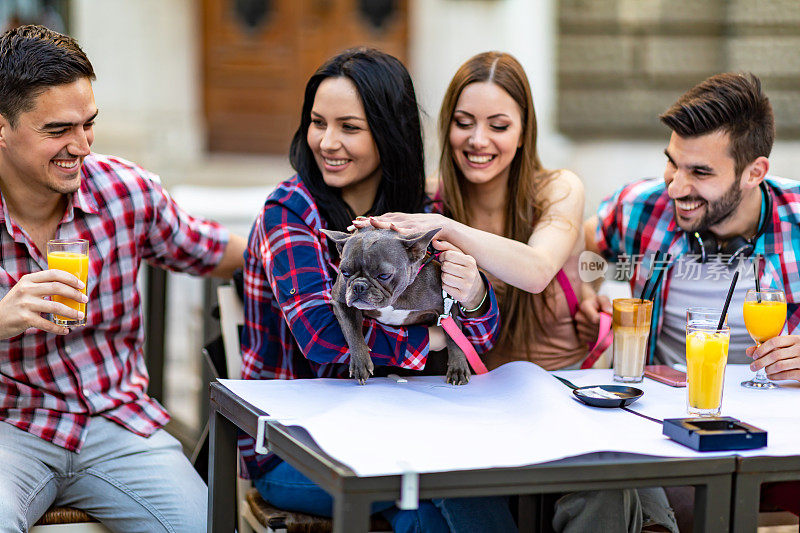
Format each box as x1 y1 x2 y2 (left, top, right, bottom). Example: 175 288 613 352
596 176 800 361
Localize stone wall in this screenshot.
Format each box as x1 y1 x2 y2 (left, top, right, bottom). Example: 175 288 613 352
558 0 800 137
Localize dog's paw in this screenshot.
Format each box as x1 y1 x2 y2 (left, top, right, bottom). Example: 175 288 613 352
349 354 374 385
446 362 471 385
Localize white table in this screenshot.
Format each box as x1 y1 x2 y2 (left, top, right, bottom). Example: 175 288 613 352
206 362 795 531
554 364 800 533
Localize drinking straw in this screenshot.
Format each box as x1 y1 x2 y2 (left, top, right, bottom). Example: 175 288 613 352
643 253 670 365
718 270 739 330
639 251 661 301
644 253 670 302
753 255 762 302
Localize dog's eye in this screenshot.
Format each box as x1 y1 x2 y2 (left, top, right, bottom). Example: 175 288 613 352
341 270 352 278
377 273 392 281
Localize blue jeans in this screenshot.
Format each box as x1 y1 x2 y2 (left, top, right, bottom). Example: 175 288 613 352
0 417 206 533
255 461 517 532
553 488 678 533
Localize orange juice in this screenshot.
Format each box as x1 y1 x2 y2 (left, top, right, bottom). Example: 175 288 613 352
686 329 729 415
47 251 89 321
743 300 786 343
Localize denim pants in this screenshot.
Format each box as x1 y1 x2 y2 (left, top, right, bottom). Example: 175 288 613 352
255 460 518 533
553 488 678 533
0 417 207 533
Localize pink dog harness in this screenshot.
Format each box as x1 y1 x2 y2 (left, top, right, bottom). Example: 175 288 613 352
438 289 489 374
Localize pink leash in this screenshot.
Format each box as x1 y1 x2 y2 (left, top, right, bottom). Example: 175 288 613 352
438 290 488 375
434 268 612 374
581 312 613 368
554 269 613 369
556 269 579 317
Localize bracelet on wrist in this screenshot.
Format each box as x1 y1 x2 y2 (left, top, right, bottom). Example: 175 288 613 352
458 288 488 314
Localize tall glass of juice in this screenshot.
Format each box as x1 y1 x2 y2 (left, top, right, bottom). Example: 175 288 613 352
46 239 89 327
685 308 730 416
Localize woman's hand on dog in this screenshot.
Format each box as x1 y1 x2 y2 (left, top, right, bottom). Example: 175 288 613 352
349 214 487 313
434 240 486 313
348 213 449 240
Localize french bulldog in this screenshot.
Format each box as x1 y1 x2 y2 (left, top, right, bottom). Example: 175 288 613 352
321 226 472 385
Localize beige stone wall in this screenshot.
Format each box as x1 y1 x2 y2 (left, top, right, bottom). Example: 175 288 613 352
557 0 800 138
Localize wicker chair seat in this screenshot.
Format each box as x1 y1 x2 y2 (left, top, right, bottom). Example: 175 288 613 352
246 488 392 533
35 506 98 525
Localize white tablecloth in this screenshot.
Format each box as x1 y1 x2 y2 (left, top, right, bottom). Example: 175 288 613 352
219 362 800 477
555 364 800 457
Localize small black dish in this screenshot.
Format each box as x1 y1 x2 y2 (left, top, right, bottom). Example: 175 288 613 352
573 385 644 408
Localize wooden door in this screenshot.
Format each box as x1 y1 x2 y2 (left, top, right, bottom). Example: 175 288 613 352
202 0 409 154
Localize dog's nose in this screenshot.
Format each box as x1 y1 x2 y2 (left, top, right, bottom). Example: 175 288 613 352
351 280 369 296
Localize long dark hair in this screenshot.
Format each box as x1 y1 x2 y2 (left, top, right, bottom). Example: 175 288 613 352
290 48 426 233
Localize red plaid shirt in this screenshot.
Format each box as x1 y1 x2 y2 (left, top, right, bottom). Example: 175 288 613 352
0 153 228 452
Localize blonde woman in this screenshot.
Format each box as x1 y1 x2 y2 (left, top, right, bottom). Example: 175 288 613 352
356 51 585 371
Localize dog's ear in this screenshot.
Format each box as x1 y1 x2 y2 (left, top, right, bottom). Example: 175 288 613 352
320 229 351 254
399 228 441 261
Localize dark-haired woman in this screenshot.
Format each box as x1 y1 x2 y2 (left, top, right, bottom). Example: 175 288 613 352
239 48 517 532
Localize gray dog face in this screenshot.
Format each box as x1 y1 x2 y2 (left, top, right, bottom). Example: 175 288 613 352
322 227 440 310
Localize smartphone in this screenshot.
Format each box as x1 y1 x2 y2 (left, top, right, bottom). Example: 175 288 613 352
644 365 687 387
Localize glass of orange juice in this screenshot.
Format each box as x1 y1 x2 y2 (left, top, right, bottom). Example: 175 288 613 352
741 288 786 389
686 308 730 416
47 239 89 327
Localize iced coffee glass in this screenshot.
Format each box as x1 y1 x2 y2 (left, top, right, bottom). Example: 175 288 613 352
612 298 653 383
686 308 730 416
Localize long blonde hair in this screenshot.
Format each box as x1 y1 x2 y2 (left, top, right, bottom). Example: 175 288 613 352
439 51 557 355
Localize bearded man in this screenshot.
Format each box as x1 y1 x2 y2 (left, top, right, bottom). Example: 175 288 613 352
578 72 800 523
580 72 800 381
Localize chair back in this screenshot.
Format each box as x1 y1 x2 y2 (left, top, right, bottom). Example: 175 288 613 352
217 284 245 379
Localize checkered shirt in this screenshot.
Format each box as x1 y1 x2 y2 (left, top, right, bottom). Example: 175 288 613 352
595 176 800 361
238 175 500 478
0 153 228 451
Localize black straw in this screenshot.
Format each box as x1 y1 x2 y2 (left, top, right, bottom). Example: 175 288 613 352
644 253 670 366
718 270 739 330
644 253 670 302
639 251 662 301
754 255 762 303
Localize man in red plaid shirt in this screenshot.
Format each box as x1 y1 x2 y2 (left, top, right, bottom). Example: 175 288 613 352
0 26 245 531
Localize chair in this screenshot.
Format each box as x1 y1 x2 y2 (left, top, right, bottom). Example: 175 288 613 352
211 283 391 533
31 507 110 532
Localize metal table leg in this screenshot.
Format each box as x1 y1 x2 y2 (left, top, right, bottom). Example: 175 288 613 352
516 494 543 533
731 472 761 533
208 407 237 532
332 494 371 533
694 473 732 533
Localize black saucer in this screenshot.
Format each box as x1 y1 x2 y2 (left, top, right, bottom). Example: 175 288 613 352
573 385 644 408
